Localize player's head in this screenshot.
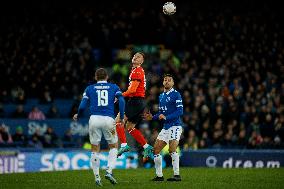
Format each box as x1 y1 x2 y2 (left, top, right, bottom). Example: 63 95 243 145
163 74 174 90
95 68 108 81
132 52 145 67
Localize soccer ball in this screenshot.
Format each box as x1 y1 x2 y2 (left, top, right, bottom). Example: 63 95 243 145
163 2 176 15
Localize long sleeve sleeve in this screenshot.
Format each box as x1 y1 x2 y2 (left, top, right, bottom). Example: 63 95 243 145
117 95 125 120
77 88 89 118
165 93 183 120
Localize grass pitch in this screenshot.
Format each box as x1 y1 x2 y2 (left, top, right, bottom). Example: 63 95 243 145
1 168 283 189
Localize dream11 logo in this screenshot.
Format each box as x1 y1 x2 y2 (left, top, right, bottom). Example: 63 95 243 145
205 156 281 168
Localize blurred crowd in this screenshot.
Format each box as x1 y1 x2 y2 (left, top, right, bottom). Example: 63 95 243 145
0 1 283 149
0 124 86 149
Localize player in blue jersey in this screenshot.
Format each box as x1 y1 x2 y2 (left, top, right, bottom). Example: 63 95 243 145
73 68 125 186
144 74 183 182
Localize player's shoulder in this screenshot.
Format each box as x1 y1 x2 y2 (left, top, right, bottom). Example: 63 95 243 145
112 83 120 89
138 66 145 71
85 84 93 90
172 89 182 97
83 84 94 95
112 83 123 91
173 89 180 94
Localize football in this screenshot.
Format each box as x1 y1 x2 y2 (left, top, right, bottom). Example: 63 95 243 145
163 2 176 15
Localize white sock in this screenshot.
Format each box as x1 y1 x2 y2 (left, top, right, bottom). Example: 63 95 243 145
170 152 180 176
154 154 163 177
91 152 100 176
121 143 127 147
143 144 149 149
106 148 118 174
95 174 101 181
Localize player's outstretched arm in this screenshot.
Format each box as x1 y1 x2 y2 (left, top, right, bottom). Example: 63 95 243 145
144 111 163 121
122 80 140 97
75 88 89 121
76 97 88 119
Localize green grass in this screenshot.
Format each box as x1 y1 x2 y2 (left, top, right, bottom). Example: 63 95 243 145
1 168 284 189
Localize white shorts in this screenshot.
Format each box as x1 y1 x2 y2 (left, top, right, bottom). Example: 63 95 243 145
157 126 183 144
88 115 117 145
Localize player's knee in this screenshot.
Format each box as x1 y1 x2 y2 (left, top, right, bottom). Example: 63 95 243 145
153 144 162 154
115 114 120 122
154 148 161 155
169 146 177 153
92 144 100 152
108 143 118 149
125 122 134 130
115 118 119 123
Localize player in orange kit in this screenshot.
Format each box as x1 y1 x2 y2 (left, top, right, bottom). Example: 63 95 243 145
115 52 153 159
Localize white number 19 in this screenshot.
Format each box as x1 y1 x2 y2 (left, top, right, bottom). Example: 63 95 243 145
96 90 108 106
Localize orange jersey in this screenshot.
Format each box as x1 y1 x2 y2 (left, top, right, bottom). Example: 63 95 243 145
128 66 146 97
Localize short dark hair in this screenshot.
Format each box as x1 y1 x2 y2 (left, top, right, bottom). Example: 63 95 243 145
95 68 108 81
163 73 174 81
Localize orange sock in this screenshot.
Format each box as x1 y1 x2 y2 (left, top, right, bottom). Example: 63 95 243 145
128 128 147 146
116 122 127 143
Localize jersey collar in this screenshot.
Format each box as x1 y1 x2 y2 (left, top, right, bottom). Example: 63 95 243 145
132 65 141 69
165 88 174 95
97 81 107 83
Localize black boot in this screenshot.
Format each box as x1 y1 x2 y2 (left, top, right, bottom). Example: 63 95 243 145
167 175 181 181
151 176 164 181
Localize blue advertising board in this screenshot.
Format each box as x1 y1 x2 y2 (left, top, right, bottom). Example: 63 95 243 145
0 151 138 174
0 119 89 137
1 149 284 174
181 150 284 168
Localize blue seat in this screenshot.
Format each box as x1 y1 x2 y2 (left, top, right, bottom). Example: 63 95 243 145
53 99 73 117
26 98 39 105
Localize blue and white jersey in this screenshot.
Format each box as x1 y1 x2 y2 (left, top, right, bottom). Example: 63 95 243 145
153 88 183 130
78 81 124 119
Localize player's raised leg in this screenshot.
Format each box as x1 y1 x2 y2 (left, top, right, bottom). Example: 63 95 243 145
126 121 153 159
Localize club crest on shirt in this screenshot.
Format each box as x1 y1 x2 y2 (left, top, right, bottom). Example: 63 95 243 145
166 97 171 102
